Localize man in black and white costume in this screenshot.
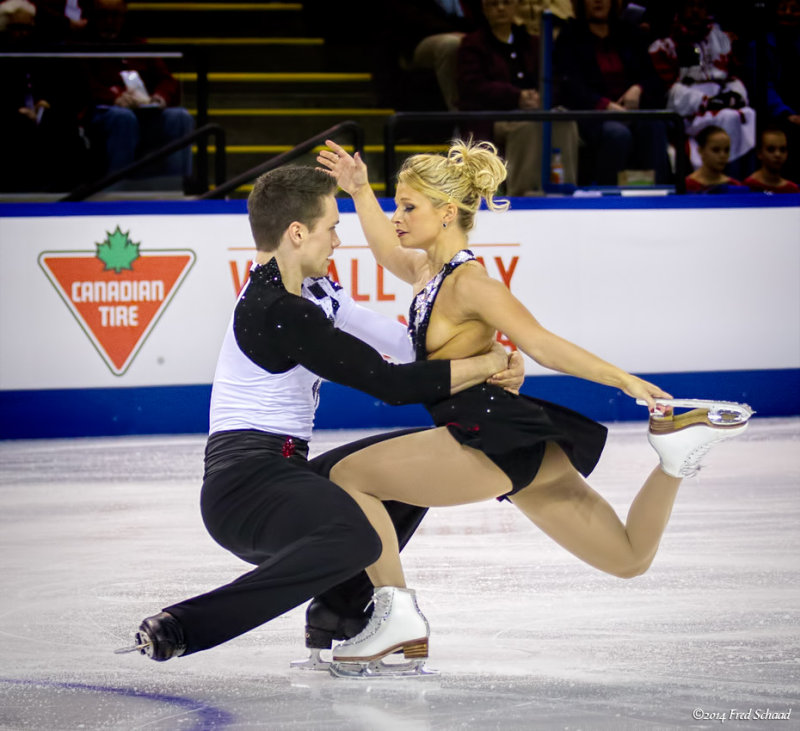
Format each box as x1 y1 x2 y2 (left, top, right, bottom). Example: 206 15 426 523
119 165 520 664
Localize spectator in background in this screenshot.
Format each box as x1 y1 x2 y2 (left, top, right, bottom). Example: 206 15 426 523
353 0 481 110
743 125 799 193
0 0 87 192
80 0 193 187
554 0 669 186
684 124 745 193
746 0 800 182
649 0 757 180
457 0 579 194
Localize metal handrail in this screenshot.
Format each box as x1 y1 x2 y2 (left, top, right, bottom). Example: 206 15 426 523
61 123 226 201
383 109 687 198
200 120 364 200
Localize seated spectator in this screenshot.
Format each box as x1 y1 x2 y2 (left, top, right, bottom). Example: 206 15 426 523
746 0 800 182
744 126 800 193
685 125 745 193
649 0 757 180
457 0 578 194
79 0 193 187
0 0 87 192
553 0 669 186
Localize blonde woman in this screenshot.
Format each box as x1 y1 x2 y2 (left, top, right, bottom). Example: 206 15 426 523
316 138 752 676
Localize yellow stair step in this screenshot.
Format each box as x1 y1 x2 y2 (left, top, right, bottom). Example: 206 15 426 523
129 3 302 11
146 37 323 45
190 107 392 116
176 71 371 83
196 144 449 154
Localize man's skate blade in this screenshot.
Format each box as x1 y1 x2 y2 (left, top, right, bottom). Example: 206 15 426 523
329 658 438 679
113 642 149 655
290 649 331 671
636 398 754 423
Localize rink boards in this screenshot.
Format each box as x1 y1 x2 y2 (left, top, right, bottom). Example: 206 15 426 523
1 195 798 438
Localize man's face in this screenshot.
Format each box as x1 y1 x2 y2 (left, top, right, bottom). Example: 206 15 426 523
301 195 341 278
482 0 519 27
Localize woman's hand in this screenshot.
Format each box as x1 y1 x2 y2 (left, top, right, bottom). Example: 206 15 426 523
619 374 672 412
487 349 524 395
317 139 369 196
618 84 642 110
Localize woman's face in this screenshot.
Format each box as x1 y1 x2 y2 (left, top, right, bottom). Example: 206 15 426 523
584 0 612 22
699 131 731 173
758 131 789 173
391 183 446 250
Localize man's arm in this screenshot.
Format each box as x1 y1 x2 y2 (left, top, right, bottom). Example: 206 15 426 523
236 294 505 405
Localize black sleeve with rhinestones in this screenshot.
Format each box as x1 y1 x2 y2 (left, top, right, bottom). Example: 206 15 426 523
234 289 450 406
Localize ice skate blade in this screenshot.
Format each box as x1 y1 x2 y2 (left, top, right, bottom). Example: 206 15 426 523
636 398 754 425
114 641 150 655
329 658 438 679
290 648 331 672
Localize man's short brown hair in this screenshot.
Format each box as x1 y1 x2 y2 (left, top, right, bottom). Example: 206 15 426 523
247 166 338 252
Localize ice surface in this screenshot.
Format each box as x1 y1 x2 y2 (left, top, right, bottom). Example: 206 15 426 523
0 420 798 730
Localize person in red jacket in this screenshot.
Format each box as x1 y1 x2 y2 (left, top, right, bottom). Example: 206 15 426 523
80 0 193 186
744 127 800 193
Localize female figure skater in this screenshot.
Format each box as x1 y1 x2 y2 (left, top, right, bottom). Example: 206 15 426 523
315 138 752 677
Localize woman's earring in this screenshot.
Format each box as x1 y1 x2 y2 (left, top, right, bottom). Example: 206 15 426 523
442 221 448 229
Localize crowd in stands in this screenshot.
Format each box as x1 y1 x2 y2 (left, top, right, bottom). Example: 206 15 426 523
365 0 799 195
0 0 192 193
1 0 798 195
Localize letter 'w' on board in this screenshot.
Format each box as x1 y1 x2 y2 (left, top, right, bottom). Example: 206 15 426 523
38 227 196 376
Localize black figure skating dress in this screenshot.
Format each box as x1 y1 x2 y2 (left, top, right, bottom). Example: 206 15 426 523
409 250 608 498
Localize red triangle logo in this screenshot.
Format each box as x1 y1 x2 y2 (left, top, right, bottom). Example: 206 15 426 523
39 238 195 375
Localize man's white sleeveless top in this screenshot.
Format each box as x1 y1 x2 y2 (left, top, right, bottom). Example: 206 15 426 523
209 274 413 441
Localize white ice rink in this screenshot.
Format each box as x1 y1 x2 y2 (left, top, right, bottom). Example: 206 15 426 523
1 419 798 730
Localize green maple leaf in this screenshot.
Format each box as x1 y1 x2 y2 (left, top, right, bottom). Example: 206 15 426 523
96 226 140 273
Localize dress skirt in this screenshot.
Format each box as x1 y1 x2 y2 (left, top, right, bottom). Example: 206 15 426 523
427 384 608 498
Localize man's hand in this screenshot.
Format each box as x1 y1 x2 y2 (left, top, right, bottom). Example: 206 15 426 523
519 89 540 110
487 348 524 395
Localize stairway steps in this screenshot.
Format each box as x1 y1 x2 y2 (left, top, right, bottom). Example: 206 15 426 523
127 2 304 37
193 108 392 145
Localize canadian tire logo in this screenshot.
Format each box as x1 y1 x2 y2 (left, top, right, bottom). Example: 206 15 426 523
39 226 196 375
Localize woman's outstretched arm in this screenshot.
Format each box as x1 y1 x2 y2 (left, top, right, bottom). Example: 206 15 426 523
317 140 425 284
451 266 672 409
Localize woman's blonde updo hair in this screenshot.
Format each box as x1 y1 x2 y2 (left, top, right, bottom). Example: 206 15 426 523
397 139 509 232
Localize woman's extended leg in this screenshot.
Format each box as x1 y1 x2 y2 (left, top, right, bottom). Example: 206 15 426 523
510 442 681 578
329 427 513 587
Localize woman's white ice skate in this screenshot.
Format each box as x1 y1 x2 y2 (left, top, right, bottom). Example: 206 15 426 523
636 398 754 478
329 586 437 678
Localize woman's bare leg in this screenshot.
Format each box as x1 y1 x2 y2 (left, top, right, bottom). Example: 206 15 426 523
510 442 682 578
330 427 512 587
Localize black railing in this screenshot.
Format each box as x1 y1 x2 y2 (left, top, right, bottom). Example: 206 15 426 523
200 120 365 200
61 123 226 201
384 110 687 198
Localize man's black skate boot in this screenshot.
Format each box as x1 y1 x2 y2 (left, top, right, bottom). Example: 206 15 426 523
305 599 370 649
136 611 186 661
